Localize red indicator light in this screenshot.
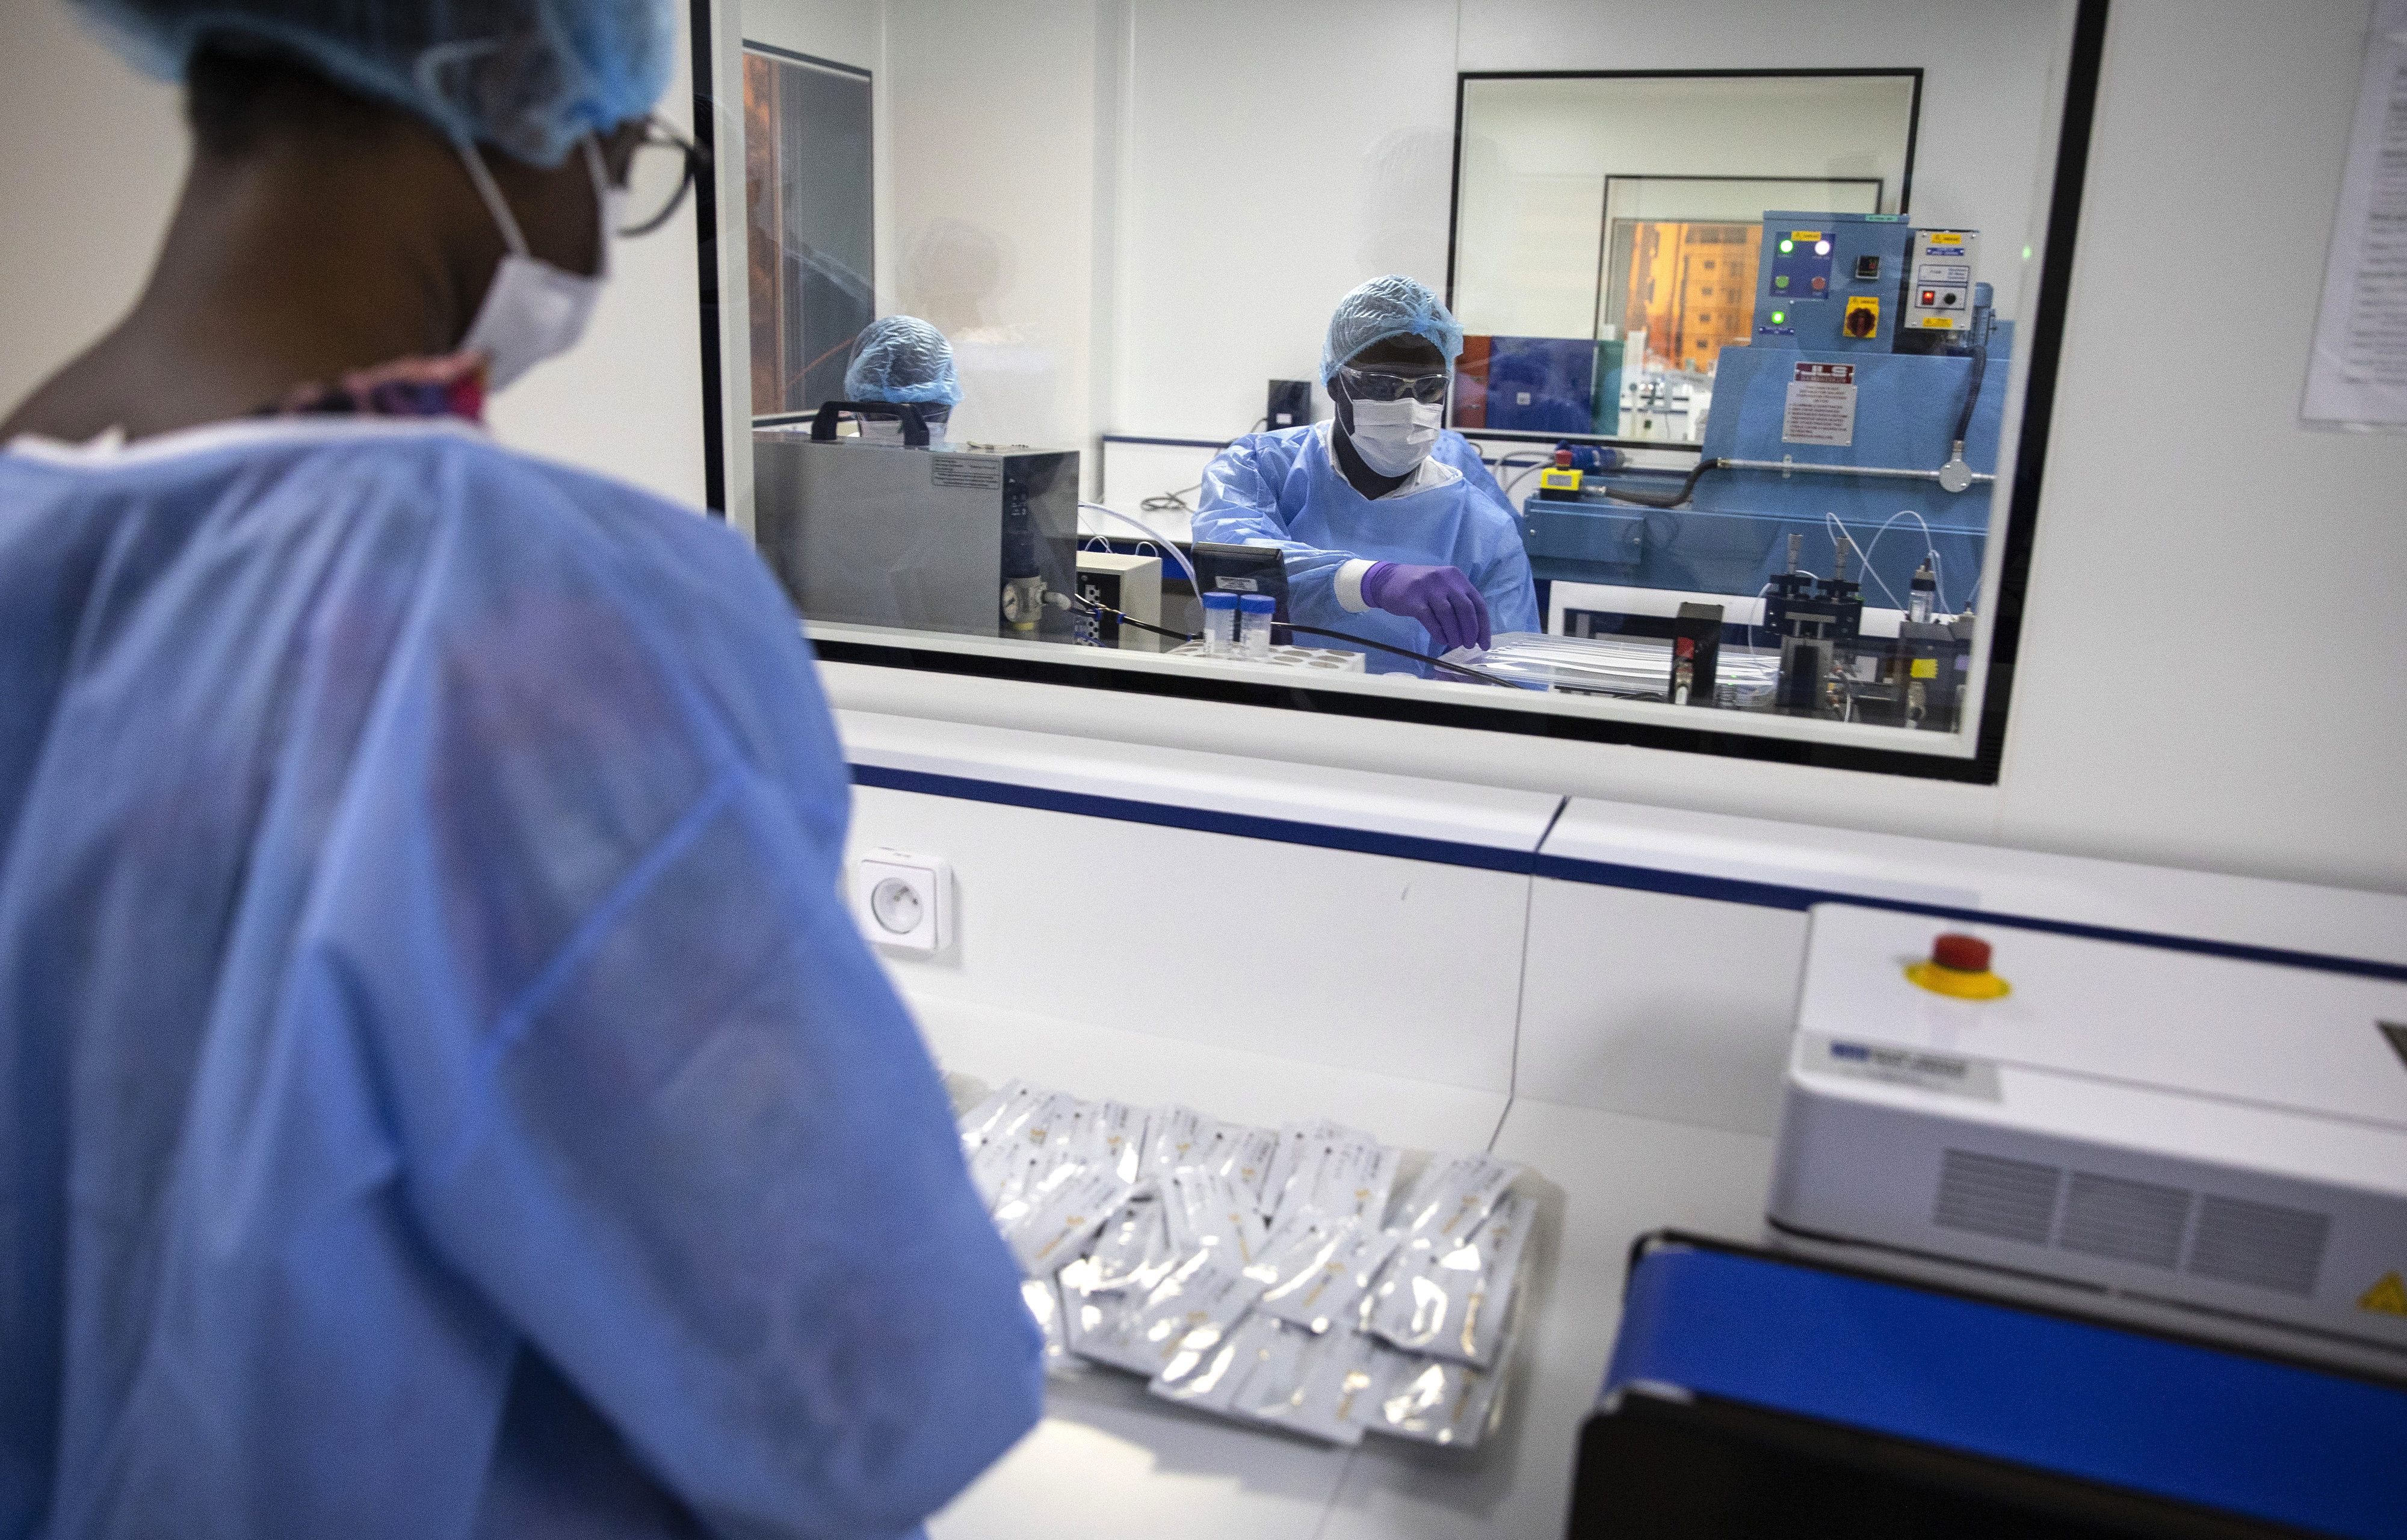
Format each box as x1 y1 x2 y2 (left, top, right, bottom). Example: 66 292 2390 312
1921 289 1936 304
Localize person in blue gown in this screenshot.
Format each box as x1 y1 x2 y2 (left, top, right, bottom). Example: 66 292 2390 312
1194 276 1538 674
0 5 1040 1537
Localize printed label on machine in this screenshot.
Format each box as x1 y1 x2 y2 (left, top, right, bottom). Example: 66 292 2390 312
932 457 1004 490
1782 362 1856 447
1803 1033 2002 1100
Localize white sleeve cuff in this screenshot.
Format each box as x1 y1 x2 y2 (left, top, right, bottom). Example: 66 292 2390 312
1334 559 1377 613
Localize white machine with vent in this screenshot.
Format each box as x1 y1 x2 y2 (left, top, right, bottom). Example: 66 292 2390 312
1767 904 2407 1370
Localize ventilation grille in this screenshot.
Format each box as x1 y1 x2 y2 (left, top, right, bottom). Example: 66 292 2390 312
1928 1151 2334 1300
1933 1150 2060 1244
2185 1195 2331 1298
2058 1172 2189 1269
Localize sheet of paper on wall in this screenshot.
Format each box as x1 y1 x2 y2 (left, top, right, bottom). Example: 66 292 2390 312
2303 0 2407 428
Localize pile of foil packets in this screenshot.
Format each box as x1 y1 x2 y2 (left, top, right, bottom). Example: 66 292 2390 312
959 1081 1536 1449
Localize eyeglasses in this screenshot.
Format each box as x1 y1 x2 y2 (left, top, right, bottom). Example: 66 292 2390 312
1338 366 1449 405
615 114 711 238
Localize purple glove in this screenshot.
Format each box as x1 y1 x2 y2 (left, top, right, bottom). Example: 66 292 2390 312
1361 562 1492 653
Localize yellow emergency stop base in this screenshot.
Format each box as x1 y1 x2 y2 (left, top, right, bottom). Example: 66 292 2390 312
1905 960 2011 999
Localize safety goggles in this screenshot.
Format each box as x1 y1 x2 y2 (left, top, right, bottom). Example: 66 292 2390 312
607 114 711 238
1337 365 1449 406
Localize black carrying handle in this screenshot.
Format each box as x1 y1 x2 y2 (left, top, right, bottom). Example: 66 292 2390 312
809 400 933 447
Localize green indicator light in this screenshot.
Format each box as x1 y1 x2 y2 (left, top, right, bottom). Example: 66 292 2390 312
1774 276 1788 289
1771 310 1785 324
2022 245 2033 260
1779 239 1794 253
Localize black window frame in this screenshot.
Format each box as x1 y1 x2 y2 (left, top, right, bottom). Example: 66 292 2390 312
684 0 2109 786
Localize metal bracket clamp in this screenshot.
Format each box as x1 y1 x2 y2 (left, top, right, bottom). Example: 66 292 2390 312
1720 455 1995 490
1937 442 1976 494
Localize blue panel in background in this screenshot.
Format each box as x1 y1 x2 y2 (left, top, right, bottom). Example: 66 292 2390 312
1603 1243 2407 1540
1485 337 1600 433
1522 318 2016 606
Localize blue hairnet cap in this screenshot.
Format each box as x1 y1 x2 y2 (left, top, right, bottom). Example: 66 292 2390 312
70 0 675 167
843 316 962 407
1320 274 1465 382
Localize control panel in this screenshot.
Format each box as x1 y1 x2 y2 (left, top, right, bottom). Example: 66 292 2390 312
1751 212 1914 351
1766 226 1836 307
1902 229 1981 333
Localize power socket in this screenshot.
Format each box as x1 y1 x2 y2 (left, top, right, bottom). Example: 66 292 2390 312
854 848 953 955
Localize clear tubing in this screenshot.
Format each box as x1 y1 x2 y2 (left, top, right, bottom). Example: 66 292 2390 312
1079 502 1205 606
1856 509 1950 615
1824 512 1905 611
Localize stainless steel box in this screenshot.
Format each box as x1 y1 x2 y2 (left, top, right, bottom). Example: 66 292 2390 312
752 433 1080 643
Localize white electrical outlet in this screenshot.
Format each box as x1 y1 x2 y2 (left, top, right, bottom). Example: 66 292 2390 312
854 848 952 955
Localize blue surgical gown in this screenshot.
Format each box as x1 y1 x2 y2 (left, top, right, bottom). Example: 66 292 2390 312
0 419 1041 1539
1194 425 1538 674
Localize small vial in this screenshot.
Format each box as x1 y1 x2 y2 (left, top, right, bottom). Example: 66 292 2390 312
1237 594 1276 659
1909 560 1937 624
1200 592 1239 657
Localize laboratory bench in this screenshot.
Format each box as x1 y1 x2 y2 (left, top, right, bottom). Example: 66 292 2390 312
830 710 2407 1540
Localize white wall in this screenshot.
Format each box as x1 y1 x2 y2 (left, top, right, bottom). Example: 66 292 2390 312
1990 0 2407 890
1454 74 1919 340
6 0 2403 896
0 0 184 419
883 4 1104 452
0 0 708 507
1459 0 2066 335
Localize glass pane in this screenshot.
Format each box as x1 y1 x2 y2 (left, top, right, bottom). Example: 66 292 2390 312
743 49 872 419
709 2 2087 774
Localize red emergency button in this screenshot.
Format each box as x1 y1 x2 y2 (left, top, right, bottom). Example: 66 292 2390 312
1931 934 1991 973
1905 932 2010 999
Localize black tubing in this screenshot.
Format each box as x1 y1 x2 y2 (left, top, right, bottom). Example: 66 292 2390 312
1064 594 1513 686
1950 344 1988 451
1281 625 1516 686
1598 457 1722 510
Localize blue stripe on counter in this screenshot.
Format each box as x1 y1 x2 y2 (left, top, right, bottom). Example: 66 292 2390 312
851 763 1540 875
1534 856 2407 983
850 763 2407 983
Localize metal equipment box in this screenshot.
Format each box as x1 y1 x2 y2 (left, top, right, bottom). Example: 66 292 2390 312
1769 904 2407 1373
752 431 1080 642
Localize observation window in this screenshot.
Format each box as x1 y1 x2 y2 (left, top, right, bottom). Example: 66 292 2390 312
691 1 2104 781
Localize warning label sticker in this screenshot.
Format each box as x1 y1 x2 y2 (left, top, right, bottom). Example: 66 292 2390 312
932 455 1003 490
2361 1270 2407 1318
1783 362 1856 447
1803 1033 2001 1101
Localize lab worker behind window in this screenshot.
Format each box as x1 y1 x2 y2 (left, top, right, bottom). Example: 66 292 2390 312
844 314 962 443
0 4 1039 1538
1194 275 1539 673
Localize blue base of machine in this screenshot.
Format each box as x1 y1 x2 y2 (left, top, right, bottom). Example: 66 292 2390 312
1594 1237 2407 1539
1521 322 2012 609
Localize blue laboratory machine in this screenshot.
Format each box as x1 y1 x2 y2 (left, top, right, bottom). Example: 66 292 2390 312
1519 213 2007 729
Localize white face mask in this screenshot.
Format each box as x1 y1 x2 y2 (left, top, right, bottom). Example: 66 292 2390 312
1344 398 1444 478
456 137 614 392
